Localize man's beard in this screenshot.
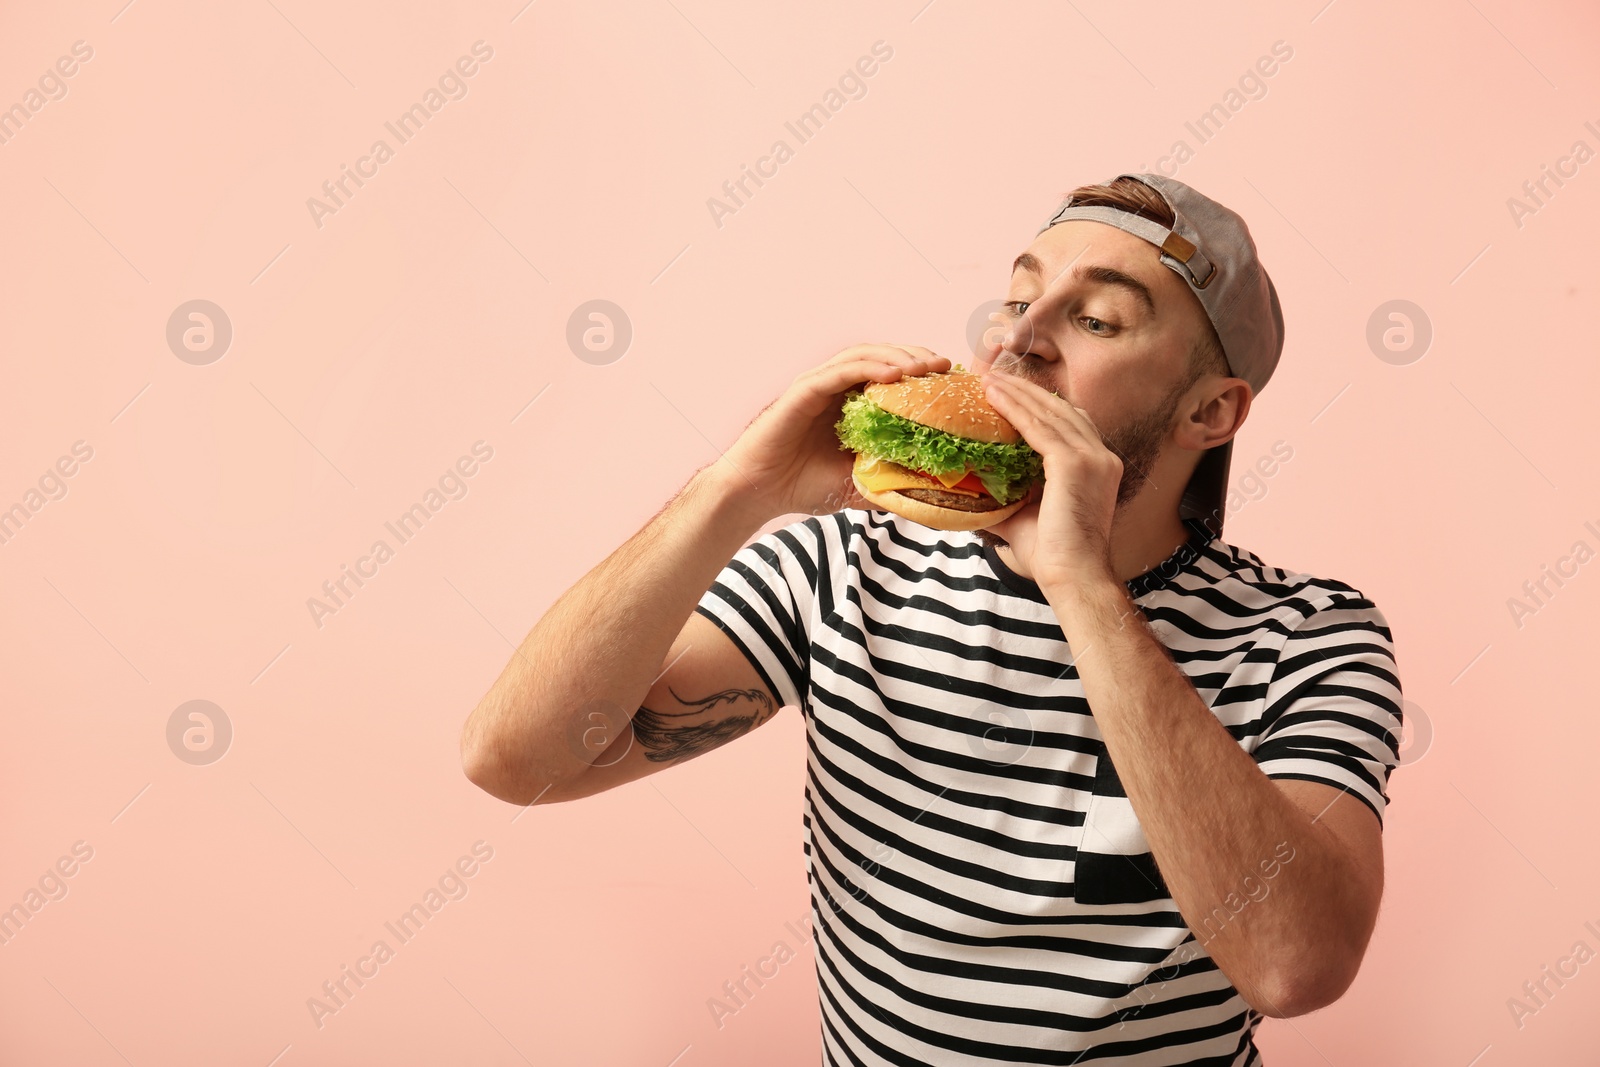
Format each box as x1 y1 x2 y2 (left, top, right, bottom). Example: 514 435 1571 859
973 365 1192 549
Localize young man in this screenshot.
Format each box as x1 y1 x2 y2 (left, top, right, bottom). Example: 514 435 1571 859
461 173 1404 1065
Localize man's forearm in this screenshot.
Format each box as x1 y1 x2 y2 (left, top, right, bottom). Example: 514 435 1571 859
1041 570 1372 1016
461 466 771 802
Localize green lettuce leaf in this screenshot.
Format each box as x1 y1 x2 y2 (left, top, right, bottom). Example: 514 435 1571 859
834 390 1044 505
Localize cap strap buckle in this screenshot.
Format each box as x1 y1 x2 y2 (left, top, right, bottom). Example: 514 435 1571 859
1038 204 1217 290
1159 231 1216 290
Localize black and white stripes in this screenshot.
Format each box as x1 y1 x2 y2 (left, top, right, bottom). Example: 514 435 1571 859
696 509 1402 1065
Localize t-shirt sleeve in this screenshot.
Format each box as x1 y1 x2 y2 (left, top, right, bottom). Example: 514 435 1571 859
692 516 823 711
1252 595 1404 827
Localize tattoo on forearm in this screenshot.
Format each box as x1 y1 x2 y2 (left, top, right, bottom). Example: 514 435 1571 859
632 685 777 763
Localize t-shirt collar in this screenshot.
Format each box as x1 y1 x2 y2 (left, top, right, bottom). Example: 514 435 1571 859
980 516 1214 604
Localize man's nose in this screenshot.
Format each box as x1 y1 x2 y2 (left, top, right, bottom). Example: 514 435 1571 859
999 309 1059 368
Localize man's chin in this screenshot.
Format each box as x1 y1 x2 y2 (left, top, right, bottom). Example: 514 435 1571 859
979 488 1141 555
976 494 1037 547
973 527 1008 548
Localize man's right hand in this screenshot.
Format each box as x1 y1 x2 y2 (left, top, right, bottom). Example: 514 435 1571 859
708 343 951 520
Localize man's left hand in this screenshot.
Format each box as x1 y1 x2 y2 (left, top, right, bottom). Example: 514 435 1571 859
981 369 1122 587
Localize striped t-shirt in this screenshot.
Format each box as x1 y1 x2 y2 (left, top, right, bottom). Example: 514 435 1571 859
695 508 1403 1066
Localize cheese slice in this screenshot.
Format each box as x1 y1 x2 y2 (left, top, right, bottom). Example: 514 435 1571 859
855 455 980 497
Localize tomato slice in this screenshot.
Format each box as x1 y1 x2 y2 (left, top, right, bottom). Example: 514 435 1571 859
900 465 991 496
953 472 988 494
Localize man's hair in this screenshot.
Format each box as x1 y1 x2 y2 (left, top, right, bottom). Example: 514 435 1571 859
1060 177 1230 384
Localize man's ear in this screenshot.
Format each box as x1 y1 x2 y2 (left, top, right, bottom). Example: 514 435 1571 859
1178 377 1252 451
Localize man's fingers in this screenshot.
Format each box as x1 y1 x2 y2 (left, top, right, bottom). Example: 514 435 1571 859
984 372 1102 445
985 375 1137 487
809 352 924 384
893 345 947 365
813 359 913 391
824 344 945 372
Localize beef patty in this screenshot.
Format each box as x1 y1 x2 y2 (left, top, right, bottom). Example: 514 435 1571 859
897 487 1009 512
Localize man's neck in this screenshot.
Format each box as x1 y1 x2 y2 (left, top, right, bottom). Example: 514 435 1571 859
997 496 1191 585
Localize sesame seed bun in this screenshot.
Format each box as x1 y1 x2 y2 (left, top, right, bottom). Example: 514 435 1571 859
862 367 1020 444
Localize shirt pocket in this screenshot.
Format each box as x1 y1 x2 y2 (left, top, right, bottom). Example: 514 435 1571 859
1074 746 1172 905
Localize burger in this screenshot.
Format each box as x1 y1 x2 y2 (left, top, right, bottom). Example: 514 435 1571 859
833 365 1044 531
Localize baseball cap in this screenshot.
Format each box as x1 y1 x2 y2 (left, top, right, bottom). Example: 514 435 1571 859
1031 172 1285 538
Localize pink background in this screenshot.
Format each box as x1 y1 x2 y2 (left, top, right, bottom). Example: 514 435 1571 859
2 0 1597 1063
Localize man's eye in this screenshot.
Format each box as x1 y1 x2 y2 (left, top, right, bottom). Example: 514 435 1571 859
1001 303 1115 334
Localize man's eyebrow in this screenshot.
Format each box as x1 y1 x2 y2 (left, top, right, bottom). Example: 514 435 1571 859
1011 252 1157 316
